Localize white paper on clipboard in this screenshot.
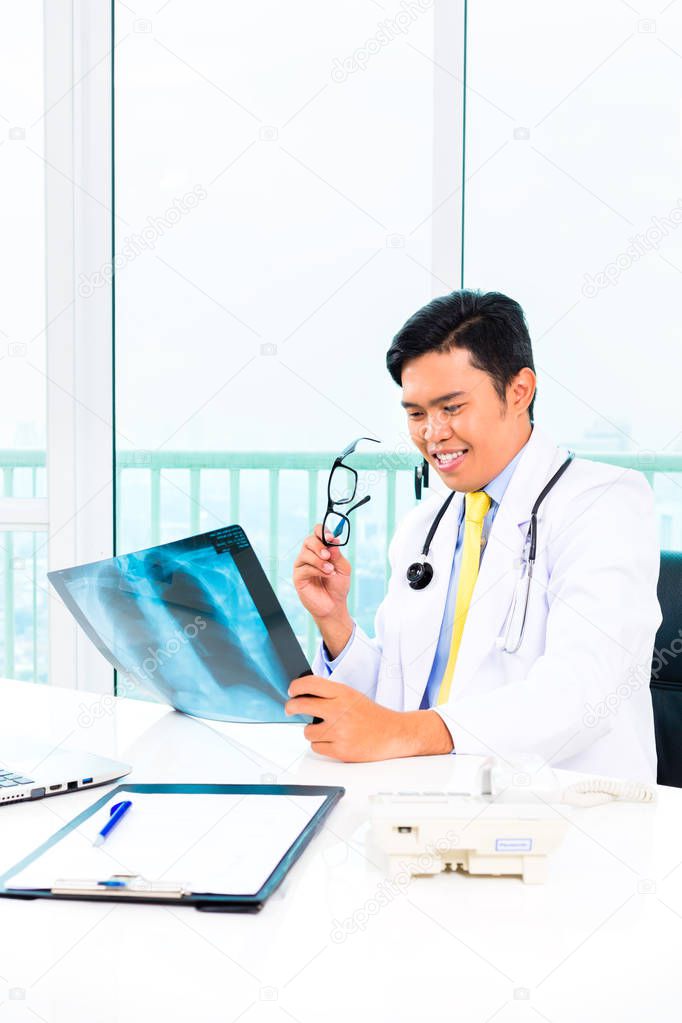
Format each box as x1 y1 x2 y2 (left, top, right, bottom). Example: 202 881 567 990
7 791 327 896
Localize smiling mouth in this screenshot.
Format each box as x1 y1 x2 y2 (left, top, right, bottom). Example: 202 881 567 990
431 449 468 470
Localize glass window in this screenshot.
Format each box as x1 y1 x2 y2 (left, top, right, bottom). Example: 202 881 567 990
464 1 682 546
113 1 446 656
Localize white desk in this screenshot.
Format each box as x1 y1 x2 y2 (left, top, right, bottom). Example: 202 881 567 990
0 677 679 1022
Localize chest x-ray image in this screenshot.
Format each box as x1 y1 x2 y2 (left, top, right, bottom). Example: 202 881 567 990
48 525 312 724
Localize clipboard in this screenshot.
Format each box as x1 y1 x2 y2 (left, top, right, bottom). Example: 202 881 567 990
0 783 344 913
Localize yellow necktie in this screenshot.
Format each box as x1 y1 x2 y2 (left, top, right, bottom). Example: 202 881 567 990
436 490 491 706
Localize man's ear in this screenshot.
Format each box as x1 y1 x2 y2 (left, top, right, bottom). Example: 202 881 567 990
509 367 536 416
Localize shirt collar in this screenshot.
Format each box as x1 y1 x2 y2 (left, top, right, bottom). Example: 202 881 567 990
483 431 532 508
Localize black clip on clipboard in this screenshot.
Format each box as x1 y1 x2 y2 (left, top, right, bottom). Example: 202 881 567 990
0 783 345 913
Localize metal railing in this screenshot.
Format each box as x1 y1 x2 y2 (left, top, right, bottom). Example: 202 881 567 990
114 449 420 661
0 452 45 682
0 446 679 681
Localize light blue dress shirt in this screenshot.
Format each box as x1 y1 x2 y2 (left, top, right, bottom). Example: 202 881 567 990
417 445 526 709
320 441 529 711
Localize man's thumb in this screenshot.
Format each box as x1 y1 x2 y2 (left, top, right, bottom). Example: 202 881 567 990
328 544 351 572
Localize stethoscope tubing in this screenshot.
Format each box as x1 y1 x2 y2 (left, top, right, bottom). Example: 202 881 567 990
410 450 575 650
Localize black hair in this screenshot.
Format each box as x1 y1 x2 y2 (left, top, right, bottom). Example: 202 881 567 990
386 289 536 420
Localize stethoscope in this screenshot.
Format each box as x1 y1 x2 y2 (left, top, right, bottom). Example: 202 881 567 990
406 452 575 653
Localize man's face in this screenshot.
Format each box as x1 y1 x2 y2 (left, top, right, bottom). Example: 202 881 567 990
401 348 532 492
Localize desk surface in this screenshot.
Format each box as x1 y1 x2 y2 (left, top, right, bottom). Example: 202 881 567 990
0 678 679 1022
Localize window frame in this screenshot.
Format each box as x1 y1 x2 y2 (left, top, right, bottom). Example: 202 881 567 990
44 0 115 693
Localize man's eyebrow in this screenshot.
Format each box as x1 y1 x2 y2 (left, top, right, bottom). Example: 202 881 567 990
400 390 466 409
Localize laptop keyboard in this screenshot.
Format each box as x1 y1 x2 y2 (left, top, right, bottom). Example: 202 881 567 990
0 770 34 787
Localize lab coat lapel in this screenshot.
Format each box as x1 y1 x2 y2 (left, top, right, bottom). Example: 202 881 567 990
400 491 464 711
449 426 568 701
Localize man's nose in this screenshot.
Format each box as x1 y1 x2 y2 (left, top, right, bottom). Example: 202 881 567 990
422 410 452 442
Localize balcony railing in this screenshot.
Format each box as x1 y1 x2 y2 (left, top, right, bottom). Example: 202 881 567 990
0 447 678 682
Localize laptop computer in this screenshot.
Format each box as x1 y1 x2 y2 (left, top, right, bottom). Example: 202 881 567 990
47 524 314 725
0 736 131 806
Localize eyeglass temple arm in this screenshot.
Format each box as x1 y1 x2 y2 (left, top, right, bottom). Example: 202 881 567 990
338 436 380 461
332 494 371 536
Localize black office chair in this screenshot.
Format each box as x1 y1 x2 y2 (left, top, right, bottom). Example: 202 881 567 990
650 551 682 787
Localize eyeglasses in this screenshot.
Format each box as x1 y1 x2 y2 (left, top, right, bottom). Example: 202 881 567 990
322 436 380 547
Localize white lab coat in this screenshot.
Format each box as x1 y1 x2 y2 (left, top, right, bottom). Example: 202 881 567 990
313 424 661 781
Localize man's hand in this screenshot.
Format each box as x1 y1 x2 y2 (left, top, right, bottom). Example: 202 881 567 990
285 675 454 762
293 523 352 622
292 524 354 659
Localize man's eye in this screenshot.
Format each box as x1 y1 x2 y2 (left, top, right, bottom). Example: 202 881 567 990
443 405 461 414
407 412 423 419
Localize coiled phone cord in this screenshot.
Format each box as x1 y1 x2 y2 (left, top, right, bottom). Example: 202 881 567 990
561 778 656 807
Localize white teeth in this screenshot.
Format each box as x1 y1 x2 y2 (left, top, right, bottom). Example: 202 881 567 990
435 450 465 464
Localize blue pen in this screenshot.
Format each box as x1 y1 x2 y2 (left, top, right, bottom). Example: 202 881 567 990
93 799 133 847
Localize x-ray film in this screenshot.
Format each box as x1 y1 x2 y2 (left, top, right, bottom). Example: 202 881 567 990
48 525 313 724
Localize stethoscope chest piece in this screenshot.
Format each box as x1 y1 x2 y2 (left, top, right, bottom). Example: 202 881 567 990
407 559 433 590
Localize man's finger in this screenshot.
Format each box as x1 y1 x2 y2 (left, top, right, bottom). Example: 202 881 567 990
285 694 329 718
314 524 339 546
303 722 335 741
294 564 335 583
287 697 331 720
301 535 331 560
288 674 335 698
311 741 339 760
294 544 330 570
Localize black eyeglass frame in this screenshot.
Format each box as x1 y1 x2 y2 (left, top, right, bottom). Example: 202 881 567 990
321 436 380 548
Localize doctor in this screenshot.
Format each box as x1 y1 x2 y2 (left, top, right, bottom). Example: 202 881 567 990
286 289 661 780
